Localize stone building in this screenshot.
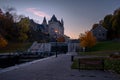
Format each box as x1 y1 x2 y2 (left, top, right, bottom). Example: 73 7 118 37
91 24 107 41
48 15 64 38
29 15 70 42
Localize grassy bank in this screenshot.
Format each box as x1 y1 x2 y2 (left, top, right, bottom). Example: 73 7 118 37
71 58 120 74
90 41 120 52
72 41 120 74
0 42 32 53
105 58 120 74
79 41 120 56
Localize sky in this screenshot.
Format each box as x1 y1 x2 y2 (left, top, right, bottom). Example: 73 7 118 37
0 0 120 39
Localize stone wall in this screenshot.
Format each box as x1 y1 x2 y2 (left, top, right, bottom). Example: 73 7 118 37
28 42 80 53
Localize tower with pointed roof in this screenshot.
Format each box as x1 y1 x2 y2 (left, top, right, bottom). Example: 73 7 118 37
42 17 47 26
41 17 48 34
61 18 64 26
48 15 64 38
36 15 64 38
49 14 58 22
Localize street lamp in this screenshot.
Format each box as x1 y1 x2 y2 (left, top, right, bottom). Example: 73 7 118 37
55 30 58 57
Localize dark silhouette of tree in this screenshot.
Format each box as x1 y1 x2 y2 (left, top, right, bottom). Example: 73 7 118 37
112 8 120 38
92 24 99 29
102 14 113 39
0 8 19 41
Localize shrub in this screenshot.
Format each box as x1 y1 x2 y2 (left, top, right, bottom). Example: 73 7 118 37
105 58 120 74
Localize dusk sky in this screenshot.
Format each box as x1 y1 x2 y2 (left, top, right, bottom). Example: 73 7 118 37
0 0 120 39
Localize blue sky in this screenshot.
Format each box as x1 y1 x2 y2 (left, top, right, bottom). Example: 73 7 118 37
0 0 120 39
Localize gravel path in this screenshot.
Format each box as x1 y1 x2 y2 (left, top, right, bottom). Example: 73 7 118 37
0 53 120 80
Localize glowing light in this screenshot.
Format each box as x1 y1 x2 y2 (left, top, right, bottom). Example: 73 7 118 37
55 30 58 33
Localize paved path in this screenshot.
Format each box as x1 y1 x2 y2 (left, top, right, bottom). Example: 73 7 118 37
0 53 120 80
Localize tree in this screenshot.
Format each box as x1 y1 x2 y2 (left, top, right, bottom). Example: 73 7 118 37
0 10 15 40
114 8 120 15
0 8 21 41
18 33 28 42
12 13 24 22
3 6 16 13
101 8 120 39
92 23 99 29
18 17 30 33
0 35 8 48
79 31 96 51
91 8 120 39
18 17 30 42
112 9 120 38
102 14 113 39
102 14 113 29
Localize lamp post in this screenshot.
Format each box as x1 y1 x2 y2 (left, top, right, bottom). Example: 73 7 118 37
55 30 58 57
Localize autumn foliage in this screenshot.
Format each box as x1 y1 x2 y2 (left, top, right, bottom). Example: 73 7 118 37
0 35 8 48
57 36 65 42
79 31 96 48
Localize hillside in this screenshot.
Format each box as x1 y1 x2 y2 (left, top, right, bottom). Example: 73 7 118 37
90 41 120 52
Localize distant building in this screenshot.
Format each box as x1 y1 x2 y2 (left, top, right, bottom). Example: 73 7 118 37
30 15 64 37
91 24 107 41
30 14 70 42
48 15 64 38
35 15 64 38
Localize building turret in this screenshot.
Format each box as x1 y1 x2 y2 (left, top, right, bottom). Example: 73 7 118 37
50 14 57 22
61 18 64 26
48 15 64 39
42 17 47 26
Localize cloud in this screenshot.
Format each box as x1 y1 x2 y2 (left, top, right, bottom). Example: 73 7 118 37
26 8 50 18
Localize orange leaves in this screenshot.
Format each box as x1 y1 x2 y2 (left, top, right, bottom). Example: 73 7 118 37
57 36 65 42
79 31 96 48
0 35 8 48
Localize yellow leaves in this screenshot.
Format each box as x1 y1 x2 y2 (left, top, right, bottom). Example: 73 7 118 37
18 17 30 42
18 18 30 32
0 35 8 48
79 31 96 48
18 33 28 42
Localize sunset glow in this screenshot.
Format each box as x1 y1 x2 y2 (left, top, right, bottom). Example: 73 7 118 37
0 0 120 39
26 8 50 18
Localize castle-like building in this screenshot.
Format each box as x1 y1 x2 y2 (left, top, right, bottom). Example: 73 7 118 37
38 15 64 38
29 14 70 42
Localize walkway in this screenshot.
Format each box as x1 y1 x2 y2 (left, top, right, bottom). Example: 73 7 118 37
0 53 120 80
